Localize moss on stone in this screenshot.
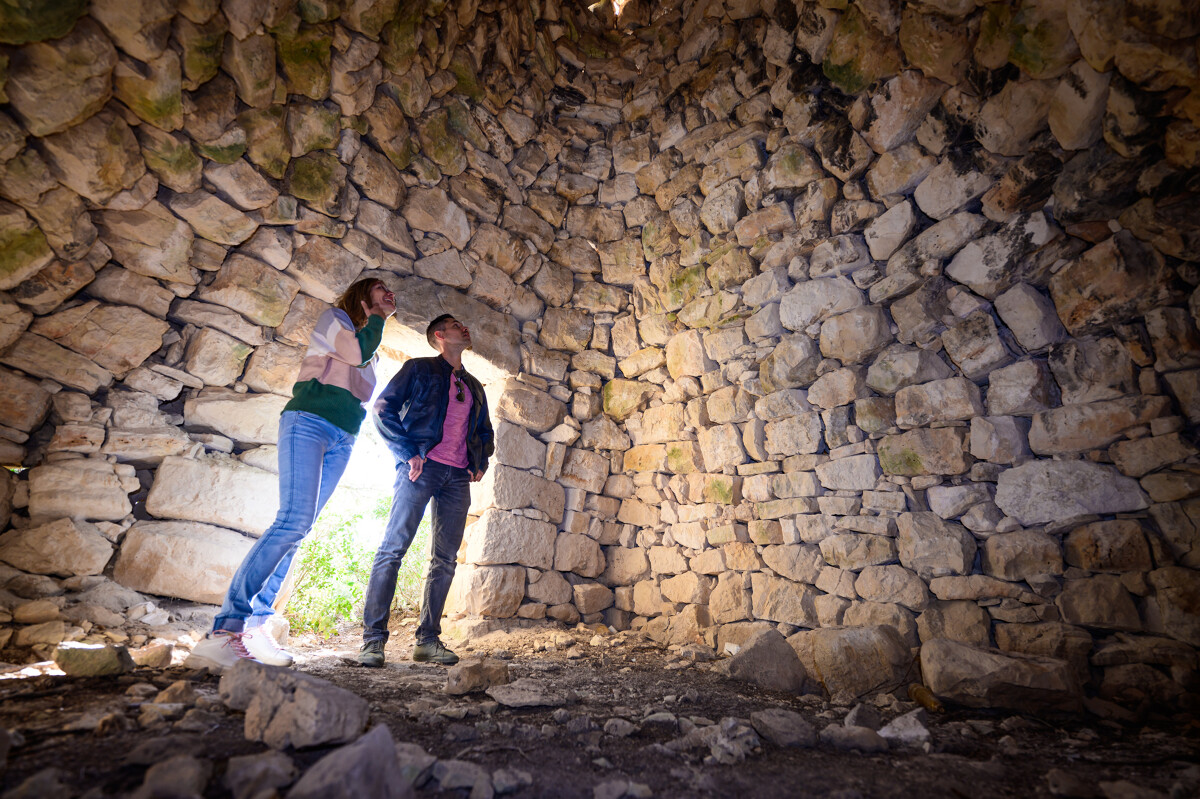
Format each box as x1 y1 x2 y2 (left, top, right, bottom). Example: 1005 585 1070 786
195 134 248 164
0 0 87 45
178 16 226 89
298 0 340 23
663 264 708 309
416 108 467 174
287 151 345 215
878 445 923 476
449 49 483 101
822 6 902 94
239 106 290 179
0 224 52 286
141 132 201 186
380 16 421 74
705 477 735 505
277 24 333 100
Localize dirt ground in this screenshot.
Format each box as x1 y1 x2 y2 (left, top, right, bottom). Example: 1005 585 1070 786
1 619 1198 799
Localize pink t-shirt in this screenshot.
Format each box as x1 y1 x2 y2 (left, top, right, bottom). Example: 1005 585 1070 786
427 372 472 469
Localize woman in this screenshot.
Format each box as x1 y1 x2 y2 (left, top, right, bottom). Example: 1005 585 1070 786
186 277 396 671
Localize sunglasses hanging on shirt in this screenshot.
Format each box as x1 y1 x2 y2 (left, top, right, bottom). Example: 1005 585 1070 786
453 371 464 402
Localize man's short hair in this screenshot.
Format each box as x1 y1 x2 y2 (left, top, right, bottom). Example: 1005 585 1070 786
426 314 456 349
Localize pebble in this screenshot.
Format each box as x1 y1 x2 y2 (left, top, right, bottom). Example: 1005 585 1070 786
818 724 889 753
604 718 637 737
750 708 817 748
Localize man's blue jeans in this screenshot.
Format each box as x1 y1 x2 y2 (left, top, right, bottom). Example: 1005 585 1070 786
213 411 354 633
362 458 470 645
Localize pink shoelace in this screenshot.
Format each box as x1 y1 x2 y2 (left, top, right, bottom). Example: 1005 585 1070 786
220 632 253 660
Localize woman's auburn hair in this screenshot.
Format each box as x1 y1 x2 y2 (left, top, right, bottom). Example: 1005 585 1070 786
335 278 383 330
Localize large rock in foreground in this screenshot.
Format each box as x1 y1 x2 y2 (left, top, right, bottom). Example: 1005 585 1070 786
219 660 370 749
113 521 254 605
789 625 912 699
726 628 810 693
920 638 1083 712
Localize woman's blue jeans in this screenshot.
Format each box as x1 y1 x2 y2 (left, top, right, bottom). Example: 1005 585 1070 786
362 458 470 646
213 411 354 633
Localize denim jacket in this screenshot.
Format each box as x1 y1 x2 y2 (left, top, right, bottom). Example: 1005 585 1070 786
373 356 494 474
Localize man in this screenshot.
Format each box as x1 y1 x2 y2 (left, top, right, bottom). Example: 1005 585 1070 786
358 314 494 667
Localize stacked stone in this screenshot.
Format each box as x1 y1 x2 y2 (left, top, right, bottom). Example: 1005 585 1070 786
0 0 1198 707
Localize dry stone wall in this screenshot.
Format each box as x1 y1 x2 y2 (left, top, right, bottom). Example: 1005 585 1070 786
0 0 1198 708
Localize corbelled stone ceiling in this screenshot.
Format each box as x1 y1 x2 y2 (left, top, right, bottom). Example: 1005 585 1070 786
0 0 1198 713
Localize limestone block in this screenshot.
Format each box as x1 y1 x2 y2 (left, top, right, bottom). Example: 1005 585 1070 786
912 156 994 221
183 393 290 445
994 283 1068 353
818 533 897 571
1064 520 1152 573
573 582 614 615
855 565 930 612
112 521 252 604
28 462 131 522
877 427 970 476
553 532 604 578
525 569 571 605
727 628 809 693
0 518 113 577
920 639 1082 712
760 333 822 392
495 378 566 433
242 341 304 396
764 413 824 457
698 424 748 472
941 311 1014 380
30 301 168 378
600 547 649 586
762 544 824 584
865 346 953 397
665 329 715 380
197 255 300 328
3 19 117 137
790 625 911 698
101 428 192 465
987 360 1054 416
780 277 864 331
896 512 976 580
1147 567 1200 647
974 79 1055 157
894 377 982 429
558 447 608 494
0 367 51 432
710 572 752 624
1057 575 1142 632
40 111 145 203
815 455 880 492
94 201 196 284
864 201 915 261
404 187 470 249
1028 395 1171 455
996 460 1149 526
751 572 818 627
464 509 556 571
185 328 252 386
146 455 279 535
969 416 1032 465
755 389 814 421
446 563 525 618
916 601 991 647
0 202 54 292
88 265 175 319
660 572 712 605
470 464 565 525
1049 231 1184 338
540 308 591 353
982 531 1063 582
819 306 893 365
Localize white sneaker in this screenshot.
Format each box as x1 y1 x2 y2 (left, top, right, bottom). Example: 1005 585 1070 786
242 627 294 667
183 631 257 672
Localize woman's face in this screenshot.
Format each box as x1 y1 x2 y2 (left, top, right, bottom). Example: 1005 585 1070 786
370 282 395 312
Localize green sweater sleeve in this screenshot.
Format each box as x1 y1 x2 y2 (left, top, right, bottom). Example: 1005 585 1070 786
355 315 385 364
